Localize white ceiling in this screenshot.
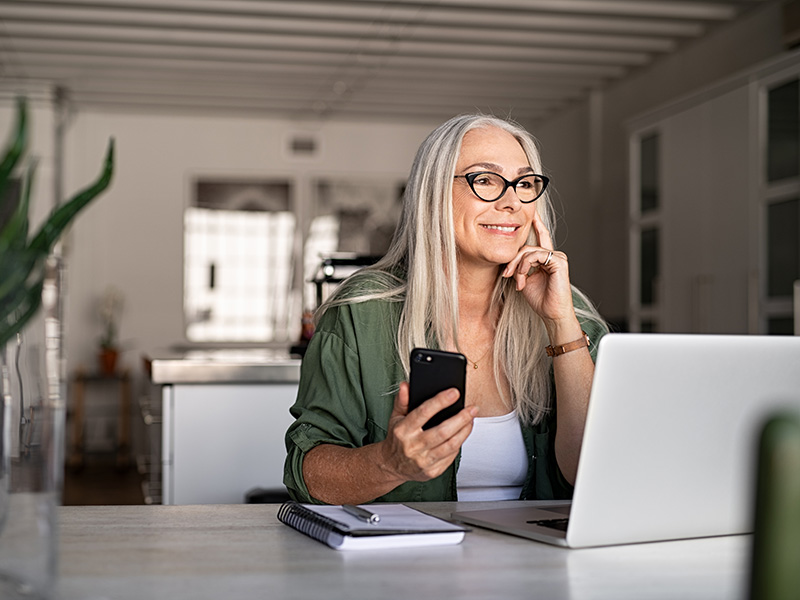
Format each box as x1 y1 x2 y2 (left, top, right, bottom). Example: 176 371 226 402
0 0 768 123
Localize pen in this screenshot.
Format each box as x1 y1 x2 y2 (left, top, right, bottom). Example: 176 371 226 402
342 504 381 524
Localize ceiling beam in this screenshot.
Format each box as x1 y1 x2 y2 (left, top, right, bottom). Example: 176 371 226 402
0 0 714 36
0 6 680 51
2 23 653 66
3 41 629 77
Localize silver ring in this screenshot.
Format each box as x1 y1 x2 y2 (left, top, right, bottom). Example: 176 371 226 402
544 251 553 266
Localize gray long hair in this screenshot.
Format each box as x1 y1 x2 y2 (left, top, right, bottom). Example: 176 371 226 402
319 113 605 425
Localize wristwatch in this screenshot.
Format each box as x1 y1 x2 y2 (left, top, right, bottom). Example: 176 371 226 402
545 331 590 357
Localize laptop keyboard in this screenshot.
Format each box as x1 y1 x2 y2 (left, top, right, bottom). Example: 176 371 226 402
527 517 570 532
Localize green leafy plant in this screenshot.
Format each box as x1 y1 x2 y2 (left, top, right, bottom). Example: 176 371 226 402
0 98 114 347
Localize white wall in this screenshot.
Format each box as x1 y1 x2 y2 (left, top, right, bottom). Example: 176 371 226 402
526 100 596 306
661 88 753 333
534 1 786 328
57 110 437 374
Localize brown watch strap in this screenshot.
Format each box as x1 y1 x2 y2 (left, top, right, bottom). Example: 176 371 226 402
545 331 590 357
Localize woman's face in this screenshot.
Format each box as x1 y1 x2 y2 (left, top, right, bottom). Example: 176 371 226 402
452 126 539 269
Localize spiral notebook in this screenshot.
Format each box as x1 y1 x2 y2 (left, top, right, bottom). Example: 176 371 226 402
277 502 467 550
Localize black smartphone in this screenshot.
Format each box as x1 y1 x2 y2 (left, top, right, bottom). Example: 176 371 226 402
408 348 467 430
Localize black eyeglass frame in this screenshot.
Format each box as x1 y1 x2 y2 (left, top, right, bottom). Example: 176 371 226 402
453 171 550 203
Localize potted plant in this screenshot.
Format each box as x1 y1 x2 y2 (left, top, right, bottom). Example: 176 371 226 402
1 98 114 346
0 97 114 598
97 285 124 374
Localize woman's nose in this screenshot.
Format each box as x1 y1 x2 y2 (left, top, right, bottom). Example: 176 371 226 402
495 186 523 210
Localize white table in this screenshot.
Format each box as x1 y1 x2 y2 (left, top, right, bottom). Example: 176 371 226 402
57 501 750 600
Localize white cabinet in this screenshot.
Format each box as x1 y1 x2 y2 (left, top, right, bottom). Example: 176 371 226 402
657 87 751 333
162 382 298 505
628 53 800 334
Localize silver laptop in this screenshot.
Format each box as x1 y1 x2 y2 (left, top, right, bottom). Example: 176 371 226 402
452 333 800 548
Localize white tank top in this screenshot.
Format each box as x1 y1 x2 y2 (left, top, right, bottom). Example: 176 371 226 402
457 409 527 501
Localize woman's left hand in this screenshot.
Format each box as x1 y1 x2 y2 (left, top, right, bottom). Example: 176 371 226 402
501 210 575 324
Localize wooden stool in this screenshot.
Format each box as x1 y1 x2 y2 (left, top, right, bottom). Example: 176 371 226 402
68 369 132 469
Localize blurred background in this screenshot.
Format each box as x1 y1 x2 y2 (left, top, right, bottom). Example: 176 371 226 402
0 0 797 505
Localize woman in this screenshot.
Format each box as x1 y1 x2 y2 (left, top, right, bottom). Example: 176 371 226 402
284 114 607 505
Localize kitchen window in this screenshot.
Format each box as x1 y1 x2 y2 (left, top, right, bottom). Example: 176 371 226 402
184 179 298 343
183 177 402 343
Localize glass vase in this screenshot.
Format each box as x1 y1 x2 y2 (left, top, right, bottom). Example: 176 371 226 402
0 255 65 599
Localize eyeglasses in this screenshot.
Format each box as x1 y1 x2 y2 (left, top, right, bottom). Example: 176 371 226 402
453 171 549 203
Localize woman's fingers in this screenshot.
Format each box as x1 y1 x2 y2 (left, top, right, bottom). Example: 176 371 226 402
388 386 477 481
407 388 460 425
516 248 560 288
391 381 410 417
504 247 562 289
408 412 475 479
532 208 554 250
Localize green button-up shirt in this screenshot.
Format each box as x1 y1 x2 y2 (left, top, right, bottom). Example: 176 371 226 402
284 288 605 504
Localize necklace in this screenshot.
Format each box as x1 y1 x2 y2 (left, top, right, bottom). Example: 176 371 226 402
461 346 492 370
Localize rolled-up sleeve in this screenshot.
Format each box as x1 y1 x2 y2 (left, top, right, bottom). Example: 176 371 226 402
283 309 365 502
283 299 402 503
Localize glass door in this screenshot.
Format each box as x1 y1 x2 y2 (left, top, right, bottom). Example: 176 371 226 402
762 75 800 334
629 130 662 332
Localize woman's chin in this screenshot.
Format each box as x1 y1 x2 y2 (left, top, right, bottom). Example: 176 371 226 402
457 248 519 270
485 255 518 269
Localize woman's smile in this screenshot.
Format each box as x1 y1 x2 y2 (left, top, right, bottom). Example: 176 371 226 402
480 223 521 234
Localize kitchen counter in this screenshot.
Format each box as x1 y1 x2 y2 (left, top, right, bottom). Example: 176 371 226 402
144 348 301 504
148 348 301 384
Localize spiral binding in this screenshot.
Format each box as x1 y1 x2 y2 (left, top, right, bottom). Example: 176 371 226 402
277 501 344 544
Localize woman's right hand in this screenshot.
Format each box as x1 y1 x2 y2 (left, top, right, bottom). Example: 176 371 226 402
379 382 478 483
301 383 477 504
